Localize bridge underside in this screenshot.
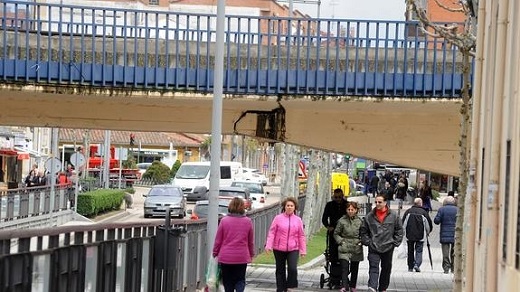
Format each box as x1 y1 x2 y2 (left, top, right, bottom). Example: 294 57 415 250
0 85 461 176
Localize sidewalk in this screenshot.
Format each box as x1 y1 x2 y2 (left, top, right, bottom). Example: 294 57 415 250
245 196 454 292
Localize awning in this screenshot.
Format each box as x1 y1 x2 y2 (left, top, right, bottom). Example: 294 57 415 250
17 152 30 160
0 148 17 156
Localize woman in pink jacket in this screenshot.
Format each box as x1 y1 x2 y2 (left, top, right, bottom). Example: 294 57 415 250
213 197 255 292
265 197 307 292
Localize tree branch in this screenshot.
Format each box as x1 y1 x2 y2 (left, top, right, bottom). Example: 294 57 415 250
431 0 464 13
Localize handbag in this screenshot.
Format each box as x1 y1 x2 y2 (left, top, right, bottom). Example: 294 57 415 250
397 214 409 259
397 240 408 259
205 256 221 292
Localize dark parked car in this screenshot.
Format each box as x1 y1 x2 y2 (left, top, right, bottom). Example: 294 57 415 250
143 185 186 218
218 186 252 210
188 199 231 220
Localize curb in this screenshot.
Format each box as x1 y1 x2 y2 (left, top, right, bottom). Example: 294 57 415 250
96 210 131 223
251 254 324 271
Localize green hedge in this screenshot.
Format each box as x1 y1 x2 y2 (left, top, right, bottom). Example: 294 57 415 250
77 189 126 217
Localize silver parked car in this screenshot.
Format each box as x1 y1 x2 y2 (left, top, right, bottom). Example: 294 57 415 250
143 185 186 218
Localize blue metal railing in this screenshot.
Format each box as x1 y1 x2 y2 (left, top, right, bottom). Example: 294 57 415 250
0 0 469 97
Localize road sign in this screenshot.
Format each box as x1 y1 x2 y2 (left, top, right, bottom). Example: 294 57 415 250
70 152 86 168
299 161 307 179
45 157 62 174
114 147 128 160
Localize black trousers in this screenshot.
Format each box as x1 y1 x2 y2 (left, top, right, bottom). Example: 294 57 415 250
220 263 247 292
340 259 360 289
273 250 299 292
327 231 340 263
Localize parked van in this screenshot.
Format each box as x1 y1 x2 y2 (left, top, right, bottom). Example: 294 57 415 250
172 161 243 201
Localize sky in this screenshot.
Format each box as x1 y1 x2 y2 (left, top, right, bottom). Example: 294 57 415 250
288 0 406 21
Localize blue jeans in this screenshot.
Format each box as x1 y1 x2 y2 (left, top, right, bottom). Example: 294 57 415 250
220 263 247 292
407 240 424 269
273 250 299 292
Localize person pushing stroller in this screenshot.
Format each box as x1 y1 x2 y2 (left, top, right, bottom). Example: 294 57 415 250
322 188 347 288
322 189 347 262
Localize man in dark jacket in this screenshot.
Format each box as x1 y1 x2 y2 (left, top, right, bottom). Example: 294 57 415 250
360 194 403 292
402 198 433 272
322 188 347 264
434 196 458 273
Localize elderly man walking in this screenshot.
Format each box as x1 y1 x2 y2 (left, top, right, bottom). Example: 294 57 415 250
402 198 433 272
434 196 458 274
360 194 403 292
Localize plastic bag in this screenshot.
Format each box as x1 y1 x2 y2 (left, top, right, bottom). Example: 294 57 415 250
397 241 408 259
205 256 220 292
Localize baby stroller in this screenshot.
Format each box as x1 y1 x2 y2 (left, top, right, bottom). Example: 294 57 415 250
319 232 342 289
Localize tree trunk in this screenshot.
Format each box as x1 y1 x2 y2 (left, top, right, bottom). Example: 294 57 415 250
303 149 319 236
453 50 472 291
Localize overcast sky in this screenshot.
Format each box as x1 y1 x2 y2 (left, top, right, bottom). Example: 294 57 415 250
288 0 406 21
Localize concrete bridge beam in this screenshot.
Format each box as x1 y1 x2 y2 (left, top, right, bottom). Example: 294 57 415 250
0 85 461 176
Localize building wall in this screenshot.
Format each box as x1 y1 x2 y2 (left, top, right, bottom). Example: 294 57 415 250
468 0 520 291
426 0 466 23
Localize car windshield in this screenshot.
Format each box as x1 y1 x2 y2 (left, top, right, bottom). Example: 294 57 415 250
148 187 183 197
194 204 229 218
175 165 210 179
137 163 151 170
219 190 247 198
231 182 262 193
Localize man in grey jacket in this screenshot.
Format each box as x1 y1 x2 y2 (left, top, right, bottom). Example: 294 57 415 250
360 194 403 292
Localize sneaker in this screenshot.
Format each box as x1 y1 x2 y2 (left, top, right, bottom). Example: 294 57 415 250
408 268 413 272
368 288 377 292
444 270 449 274
339 288 346 292
349 288 357 292
414 266 421 272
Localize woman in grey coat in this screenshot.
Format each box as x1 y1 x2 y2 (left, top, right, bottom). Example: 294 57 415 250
334 201 364 292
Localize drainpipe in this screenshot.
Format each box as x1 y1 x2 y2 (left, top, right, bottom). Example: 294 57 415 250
482 0 508 290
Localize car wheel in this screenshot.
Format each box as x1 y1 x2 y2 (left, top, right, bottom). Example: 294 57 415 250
178 212 185 219
144 214 151 218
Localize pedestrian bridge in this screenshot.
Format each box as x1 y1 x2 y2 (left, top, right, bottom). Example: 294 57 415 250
0 1 470 175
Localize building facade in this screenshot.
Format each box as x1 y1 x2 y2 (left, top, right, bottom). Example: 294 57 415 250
465 0 520 291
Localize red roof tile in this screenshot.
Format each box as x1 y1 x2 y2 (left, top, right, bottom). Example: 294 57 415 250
59 129 205 147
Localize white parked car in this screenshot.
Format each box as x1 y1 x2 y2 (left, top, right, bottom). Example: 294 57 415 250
241 168 268 186
231 181 269 209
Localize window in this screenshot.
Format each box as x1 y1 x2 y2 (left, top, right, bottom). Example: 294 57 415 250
149 0 159 5
220 166 231 179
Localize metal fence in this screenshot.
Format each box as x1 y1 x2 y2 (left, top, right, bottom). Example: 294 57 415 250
0 185 71 222
0 196 304 292
0 0 469 97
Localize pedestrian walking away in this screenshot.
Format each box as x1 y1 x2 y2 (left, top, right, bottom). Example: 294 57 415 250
418 180 433 212
265 197 306 292
360 194 403 292
213 197 255 292
434 196 459 274
402 198 433 273
334 201 364 292
394 175 408 217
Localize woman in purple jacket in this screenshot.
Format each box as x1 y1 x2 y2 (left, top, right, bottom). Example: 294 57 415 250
265 197 307 292
213 197 255 292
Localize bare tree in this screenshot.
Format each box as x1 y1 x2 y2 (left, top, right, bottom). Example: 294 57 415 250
406 1 476 290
